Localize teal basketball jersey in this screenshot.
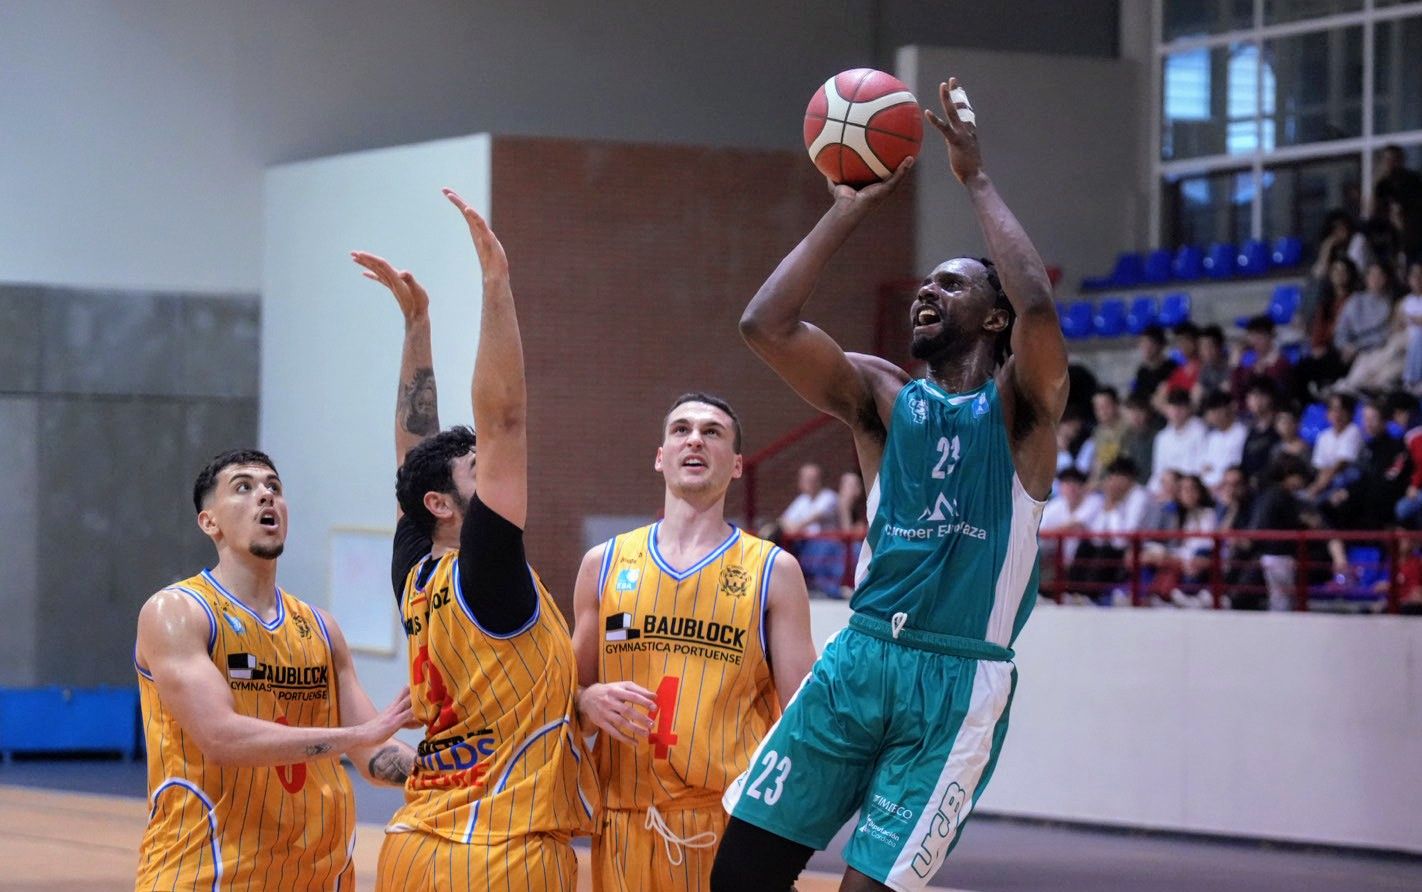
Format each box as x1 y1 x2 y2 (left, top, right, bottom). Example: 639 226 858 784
850 378 1046 646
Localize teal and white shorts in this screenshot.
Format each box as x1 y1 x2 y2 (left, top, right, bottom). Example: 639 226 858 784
723 614 1017 892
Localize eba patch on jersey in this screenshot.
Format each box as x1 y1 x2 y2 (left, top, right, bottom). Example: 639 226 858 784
614 568 640 592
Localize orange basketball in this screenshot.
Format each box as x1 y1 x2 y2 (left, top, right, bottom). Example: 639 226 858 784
804 68 923 187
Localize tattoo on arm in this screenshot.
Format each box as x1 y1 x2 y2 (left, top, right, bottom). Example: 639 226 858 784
304 743 332 757
368 744 413 785
399 367 439 436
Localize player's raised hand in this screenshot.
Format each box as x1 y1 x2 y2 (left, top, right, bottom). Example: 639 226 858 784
577 681 658 746
829 155 915 215
925 77 983 184
442 188 509 282
351 251 429 322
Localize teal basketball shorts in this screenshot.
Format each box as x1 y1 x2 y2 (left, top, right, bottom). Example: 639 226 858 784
722 615 1018 892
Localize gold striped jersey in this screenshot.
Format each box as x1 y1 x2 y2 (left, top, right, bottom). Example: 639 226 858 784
388 549 597 843
595 523 781 811
134 570 354 891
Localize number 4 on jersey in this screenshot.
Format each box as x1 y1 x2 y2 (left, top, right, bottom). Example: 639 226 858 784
648 675 680 759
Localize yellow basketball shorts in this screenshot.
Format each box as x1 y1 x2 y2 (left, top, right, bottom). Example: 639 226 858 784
592 806 727 892
376 827 577 891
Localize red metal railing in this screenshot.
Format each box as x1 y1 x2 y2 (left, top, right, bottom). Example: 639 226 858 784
776 528 1422 614
740 414 836 530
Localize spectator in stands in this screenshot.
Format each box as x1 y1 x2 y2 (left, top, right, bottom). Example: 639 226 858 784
836 470 866 539
1295 257 1357 403
1131 324 1177 400
1145 468 1180 531
1216 466 1254 534
1056 405 1093 477
1240 378 1282 484
1164 322 1201 394
1373 145 1422 263
1087 387 1126 484
1165 474 1218 608
1305 392 1363 502
1040 467 1103 583
776 462 840 597
1387 388 1420 433
1230 315 1291 408
1192 324 1231 404
1070 457 1151 606
1120 393 1158 486
1335 261 1397 366
1150 388 1207 490
1402 263 1422 394
1324 398 1410 530
1200 390 1247 492
1396 416 1422 529
1272 401 1312 464
1247 454 1315 611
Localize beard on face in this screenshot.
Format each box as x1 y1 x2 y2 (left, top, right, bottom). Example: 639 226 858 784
910 324 962 361
249 541 285 560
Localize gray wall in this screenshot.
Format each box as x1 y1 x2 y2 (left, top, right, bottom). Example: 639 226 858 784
0 0 1118 293
901 44 1142 285
0 285 259 685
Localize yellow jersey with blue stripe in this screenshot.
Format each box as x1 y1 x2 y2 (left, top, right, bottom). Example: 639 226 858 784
388 549 597 842
595 523 781 811
134 570 354 891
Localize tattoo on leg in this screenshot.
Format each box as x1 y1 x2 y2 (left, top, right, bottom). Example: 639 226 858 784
304 743 332 757
400 367 439 436
368 744 413 785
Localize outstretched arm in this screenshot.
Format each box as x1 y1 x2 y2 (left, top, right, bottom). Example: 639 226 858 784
444 189 527 529
317 608 417 787
352 252 440 474
136 590 414 767
739 161 914 426
926 77 1068 496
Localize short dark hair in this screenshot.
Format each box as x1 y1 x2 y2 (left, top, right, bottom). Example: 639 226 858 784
1057 467 1087 484
1244 314 1275 334
1105 456 1139 479
1199 324 1225 346
1124 393 1152 412
1329 392 1360 415
395 426 476 537
1094 386 1119 403
1165 388 1193 407
1267 453 1311 484
193 449 278 513
1201 390 1234 412
1245 376 1279 402
664 392 743 453
1172 321 1200 339
1141 324 1167 347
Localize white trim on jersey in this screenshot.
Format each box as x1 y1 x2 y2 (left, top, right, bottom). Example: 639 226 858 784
883 662 1013 891
984 474 1047 648
854 476 882 589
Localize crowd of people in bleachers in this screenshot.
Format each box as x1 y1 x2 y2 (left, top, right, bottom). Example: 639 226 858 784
1043 147 1422 613
764 462 867 599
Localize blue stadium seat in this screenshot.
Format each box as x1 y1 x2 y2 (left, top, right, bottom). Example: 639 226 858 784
1094 298 1127 338
1126 295 1158 335
1271 236 1304 268
1061 301 1094 340
1204 242 1236 279
1281 342 1303 364
1299 401 1329 446
1269 283 1302 325
1173 244 1204 281
1159 292 1192 327
1142 249 1173 284
1237 239 1269 276
1110 252 1145 288
1238 347 1257 370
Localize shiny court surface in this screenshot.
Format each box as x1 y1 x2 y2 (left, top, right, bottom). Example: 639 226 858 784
4 760 1419 891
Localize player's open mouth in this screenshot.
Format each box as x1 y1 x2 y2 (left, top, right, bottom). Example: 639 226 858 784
682 457 707 469
258 511 279 528
914 306 942 328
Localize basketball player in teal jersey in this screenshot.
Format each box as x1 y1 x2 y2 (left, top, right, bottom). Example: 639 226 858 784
712 78 1067 892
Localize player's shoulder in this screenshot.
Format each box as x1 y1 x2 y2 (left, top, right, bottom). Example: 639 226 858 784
846 352 911 393
139 573 212 615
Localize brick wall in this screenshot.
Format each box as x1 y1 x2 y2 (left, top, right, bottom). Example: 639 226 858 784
491 137 914 612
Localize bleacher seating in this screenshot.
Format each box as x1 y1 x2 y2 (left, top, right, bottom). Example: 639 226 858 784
1159 292 1191 327
1126 295 1158 335
1299 401 1329 445
1094 298 1127 337
1060 301 1093 340
1080 236 1307 292
1269 283 1301 325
